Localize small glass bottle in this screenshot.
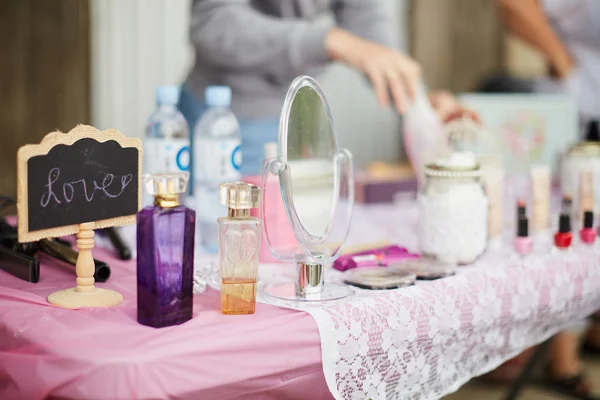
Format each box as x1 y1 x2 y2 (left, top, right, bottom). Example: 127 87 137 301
137 172 195 328
218 182 260 315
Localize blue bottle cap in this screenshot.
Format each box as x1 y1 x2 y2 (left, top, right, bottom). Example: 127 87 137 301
156 86 180 106
205 86 232 107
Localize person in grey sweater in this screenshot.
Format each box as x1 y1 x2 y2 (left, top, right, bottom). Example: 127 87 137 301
180 0 468 175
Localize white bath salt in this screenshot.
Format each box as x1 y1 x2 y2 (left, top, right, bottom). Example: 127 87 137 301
418 181 488 264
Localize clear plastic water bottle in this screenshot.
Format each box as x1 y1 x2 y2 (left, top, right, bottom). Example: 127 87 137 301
194 86 241 253
143 86 190 206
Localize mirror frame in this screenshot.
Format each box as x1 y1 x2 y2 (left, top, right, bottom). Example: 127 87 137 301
279 76 339 245
261 75 354 263
278 76 338 162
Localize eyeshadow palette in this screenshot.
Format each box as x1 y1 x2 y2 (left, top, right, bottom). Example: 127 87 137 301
343 267 416 290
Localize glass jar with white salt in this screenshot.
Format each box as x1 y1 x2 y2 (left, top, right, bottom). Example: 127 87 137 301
418 152 488 264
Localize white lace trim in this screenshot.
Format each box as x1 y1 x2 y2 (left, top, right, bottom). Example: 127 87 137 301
102 206 600 400
259 205 600 400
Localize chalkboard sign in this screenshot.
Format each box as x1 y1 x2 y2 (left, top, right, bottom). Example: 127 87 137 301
17 125 142 243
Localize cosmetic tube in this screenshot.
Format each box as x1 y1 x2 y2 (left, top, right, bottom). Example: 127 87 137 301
578 169 593 224
484 168 505 241
531 165 551 233
346 251 420 270
333 245 413 271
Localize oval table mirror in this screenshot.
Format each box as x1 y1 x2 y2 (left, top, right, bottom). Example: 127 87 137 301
261 75 355 302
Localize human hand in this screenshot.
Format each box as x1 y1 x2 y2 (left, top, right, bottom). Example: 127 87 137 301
428 90 480 124
325 28 421 114
549 53 575 80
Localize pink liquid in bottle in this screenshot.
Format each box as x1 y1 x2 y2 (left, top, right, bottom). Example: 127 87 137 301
243 143 297 263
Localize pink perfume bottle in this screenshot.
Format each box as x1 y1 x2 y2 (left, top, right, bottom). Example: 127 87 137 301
137 172 195 328
244 143 297 262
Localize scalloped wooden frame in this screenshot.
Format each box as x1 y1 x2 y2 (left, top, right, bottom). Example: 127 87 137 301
17 125 142 243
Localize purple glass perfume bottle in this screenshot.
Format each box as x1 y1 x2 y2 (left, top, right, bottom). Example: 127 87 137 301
137 172 195 328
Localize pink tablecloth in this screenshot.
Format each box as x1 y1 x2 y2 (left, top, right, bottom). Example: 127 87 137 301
0 248 331 400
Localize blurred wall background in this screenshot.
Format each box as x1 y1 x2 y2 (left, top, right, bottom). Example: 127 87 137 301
411 0 503 92
410 0 547 91
90 0 408 169
0 0 548 197
0 0 90 200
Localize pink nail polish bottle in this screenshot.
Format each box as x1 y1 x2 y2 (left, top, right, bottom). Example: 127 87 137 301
514 217 532 256
579 210 596 245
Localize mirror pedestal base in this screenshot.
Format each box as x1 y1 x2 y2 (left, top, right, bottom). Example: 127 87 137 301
264 260 353 302
264 282 353 303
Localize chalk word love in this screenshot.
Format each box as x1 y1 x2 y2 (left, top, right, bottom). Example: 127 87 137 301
41 167 133 207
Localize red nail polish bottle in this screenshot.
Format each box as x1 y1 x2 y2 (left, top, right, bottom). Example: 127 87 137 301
554 214 572 249
579 210 596 245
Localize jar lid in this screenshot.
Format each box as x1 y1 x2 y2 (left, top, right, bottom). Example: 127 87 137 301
425 152 482 178
567 141 600 157
445 116 481 149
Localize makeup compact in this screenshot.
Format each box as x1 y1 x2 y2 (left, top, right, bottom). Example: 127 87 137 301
390 258 456 280
343 268 416 290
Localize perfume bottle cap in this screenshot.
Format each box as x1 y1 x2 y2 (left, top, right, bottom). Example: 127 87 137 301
220 181 260 209
584 210 594 229
143 172 189 196
559 213 571 233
